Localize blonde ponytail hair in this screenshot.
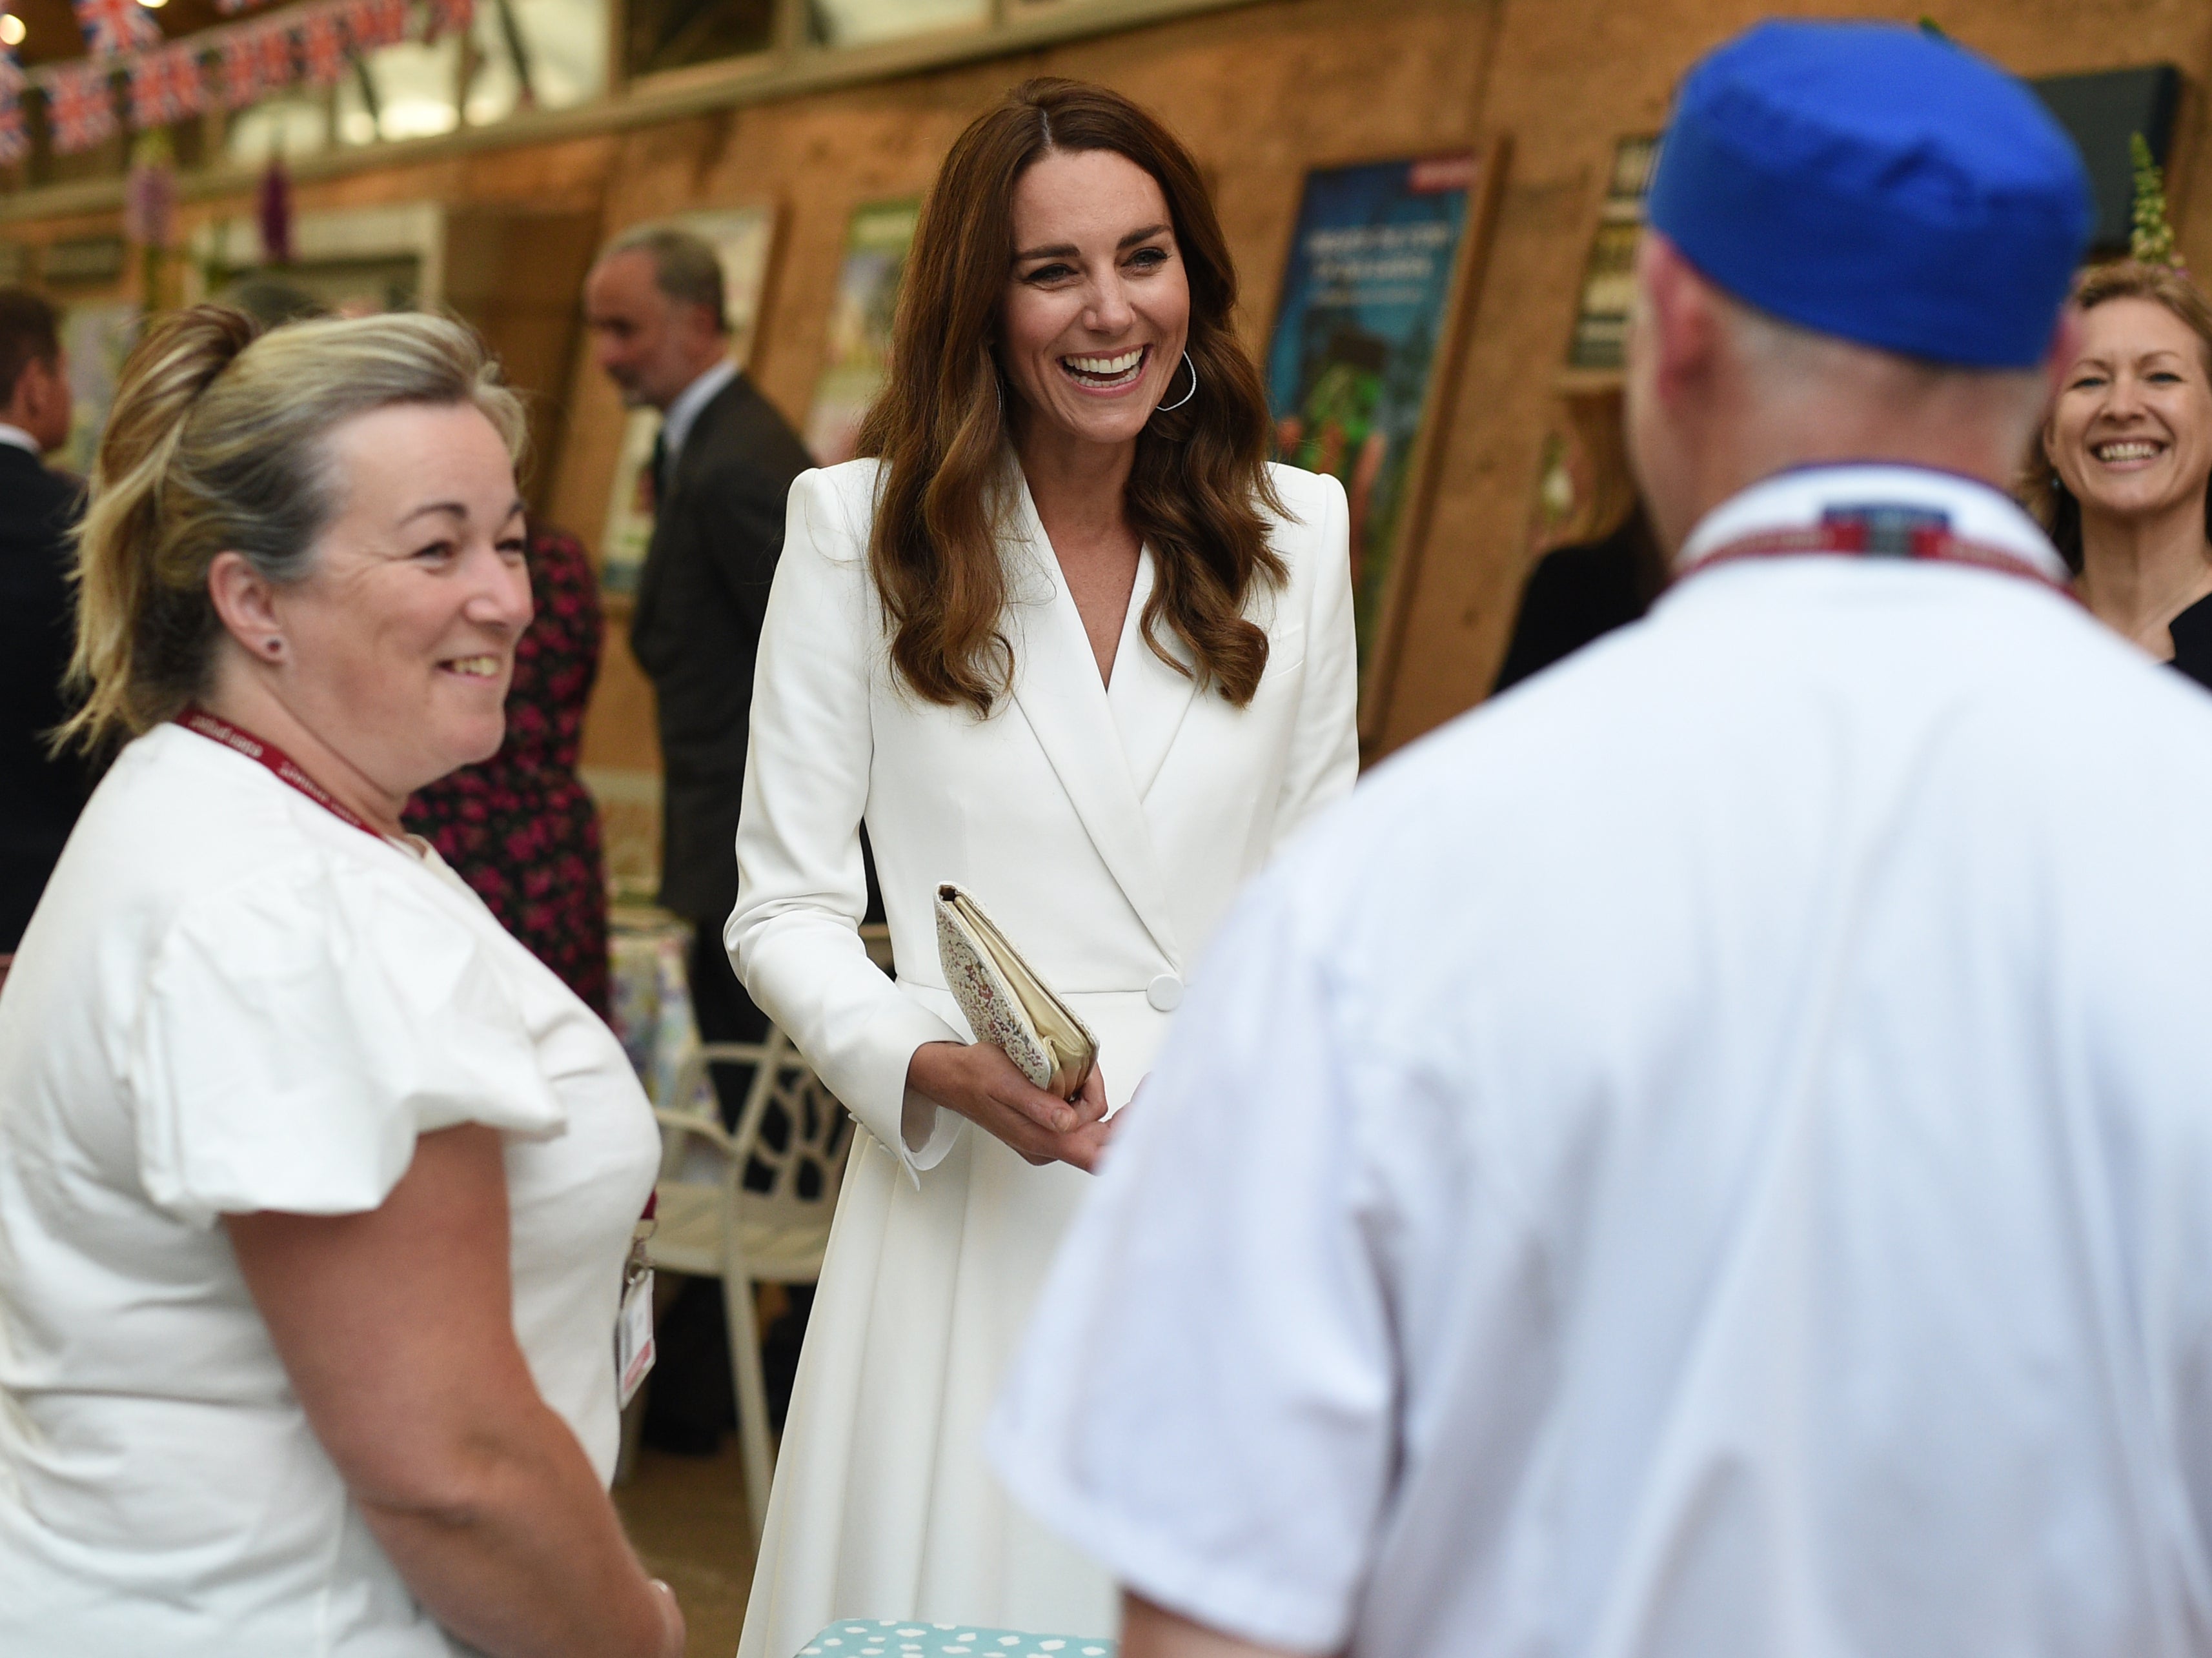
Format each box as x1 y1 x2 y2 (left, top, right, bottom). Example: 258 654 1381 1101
61 305 526 754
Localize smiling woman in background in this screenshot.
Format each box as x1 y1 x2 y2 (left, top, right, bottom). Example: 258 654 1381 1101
2031 261 2212 687
0 307 682 1658
729 77 1359 1655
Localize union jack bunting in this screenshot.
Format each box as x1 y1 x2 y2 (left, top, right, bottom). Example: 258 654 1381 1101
70 0 162 61
216 30 259 107
297 5 348 86
0 50 26 167
349 0 408 53
219 17 293 107
127 43 204 128
43 59 117 155
423 0 472 44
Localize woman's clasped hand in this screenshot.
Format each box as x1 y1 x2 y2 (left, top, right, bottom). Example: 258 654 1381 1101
904 1040 1115 1171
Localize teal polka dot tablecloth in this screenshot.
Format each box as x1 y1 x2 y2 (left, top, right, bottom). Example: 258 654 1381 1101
797 1621 1115 1658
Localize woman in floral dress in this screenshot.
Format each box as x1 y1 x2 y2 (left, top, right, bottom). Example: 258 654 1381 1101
407 521 611 1015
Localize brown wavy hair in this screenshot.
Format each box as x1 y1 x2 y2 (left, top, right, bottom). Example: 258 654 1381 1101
2023 259 2212 572
858 77 1285 716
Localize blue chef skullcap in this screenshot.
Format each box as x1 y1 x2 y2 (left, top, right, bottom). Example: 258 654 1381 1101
1645 20 2093 368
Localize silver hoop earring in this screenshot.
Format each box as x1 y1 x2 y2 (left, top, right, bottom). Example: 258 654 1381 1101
1155 350 1198 414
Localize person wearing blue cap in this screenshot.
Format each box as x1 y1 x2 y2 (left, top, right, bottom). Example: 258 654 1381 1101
984 20 2212 1658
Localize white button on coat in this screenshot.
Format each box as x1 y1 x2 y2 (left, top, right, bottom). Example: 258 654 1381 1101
1146 974 1184 1013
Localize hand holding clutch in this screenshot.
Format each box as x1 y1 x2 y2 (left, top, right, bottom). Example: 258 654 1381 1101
902 1042 1112 1173
935 883 1099 1099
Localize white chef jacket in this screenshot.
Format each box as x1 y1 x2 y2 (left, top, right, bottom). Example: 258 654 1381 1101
992 465 2212 1658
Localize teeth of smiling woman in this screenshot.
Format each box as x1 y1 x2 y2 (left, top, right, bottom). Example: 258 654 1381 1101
2095 441 2162 461
1062 348 1146 383
447 656 500 678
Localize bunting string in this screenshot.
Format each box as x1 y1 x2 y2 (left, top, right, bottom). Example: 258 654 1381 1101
0 46 26 166
127 43 205 129
296 7 347 85
72 0 163 62
45 56 116 153
26 0 476 156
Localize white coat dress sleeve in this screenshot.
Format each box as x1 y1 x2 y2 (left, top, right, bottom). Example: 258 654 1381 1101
1273 470 1361 843
727 468 966 1175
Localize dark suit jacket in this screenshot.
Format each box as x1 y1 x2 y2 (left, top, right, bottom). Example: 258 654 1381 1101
631 370 811 924
2169 592 2212 695
1491 506 1669 696
0 443 86 952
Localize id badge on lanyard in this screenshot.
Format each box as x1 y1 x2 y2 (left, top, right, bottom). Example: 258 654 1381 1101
616 1198 657 1408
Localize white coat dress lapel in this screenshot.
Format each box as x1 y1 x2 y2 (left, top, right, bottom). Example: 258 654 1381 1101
1006 477 1188 968
1104 548 1203 802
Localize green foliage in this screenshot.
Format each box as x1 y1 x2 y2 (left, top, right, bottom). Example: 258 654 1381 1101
2132 132 2184 269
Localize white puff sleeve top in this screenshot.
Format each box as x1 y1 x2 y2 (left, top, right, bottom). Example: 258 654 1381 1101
0 722 660 1657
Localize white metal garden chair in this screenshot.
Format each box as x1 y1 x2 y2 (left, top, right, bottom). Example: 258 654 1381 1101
648 1024 857 1541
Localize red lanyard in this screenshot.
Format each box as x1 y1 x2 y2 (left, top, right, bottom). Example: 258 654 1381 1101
175 705 383 840
1679 518 2076 601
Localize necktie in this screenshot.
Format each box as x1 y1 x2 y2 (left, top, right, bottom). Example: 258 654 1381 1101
648 430 669 512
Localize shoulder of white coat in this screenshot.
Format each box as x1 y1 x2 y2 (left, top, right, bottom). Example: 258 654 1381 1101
813 454 888 505
1263 462 1346 532
1253 464 1347 630
775 461 888 645
780 459 889 581
1261 463 1346 574
787 458 885 542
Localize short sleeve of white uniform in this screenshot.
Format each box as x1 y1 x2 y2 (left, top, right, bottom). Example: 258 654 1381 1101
128 851 567 1228
988 864 1395 1654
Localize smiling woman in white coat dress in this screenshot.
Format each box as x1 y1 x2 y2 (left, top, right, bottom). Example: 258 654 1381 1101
729 77 1359 1657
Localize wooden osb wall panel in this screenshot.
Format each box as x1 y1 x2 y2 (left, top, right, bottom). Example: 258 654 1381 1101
123 134 622 265
1393 0 2212 751
267 134 618 219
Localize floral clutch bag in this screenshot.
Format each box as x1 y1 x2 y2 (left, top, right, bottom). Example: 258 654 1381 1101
934 883 1099 1098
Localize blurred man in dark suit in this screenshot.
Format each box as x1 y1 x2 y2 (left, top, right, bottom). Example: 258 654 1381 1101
585 225 812 1453
0 288 83 967
586 226 811 1063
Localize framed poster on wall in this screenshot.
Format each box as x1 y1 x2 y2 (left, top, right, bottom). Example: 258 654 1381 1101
1264 141 1507 740
804 197 922 467
599 202 784 599
1565 134 1661 372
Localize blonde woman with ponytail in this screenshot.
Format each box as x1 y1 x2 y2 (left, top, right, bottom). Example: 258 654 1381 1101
0 307 683 1658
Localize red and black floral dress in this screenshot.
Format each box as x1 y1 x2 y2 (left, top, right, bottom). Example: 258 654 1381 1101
405 523 612 1017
